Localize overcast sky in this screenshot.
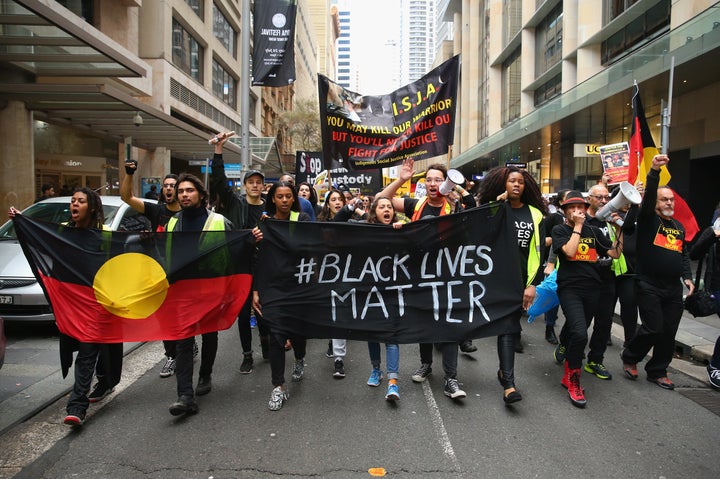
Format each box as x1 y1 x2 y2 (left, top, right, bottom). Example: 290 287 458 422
349 0 401 95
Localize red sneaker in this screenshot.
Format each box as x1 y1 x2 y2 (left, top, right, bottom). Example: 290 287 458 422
567 368 587 408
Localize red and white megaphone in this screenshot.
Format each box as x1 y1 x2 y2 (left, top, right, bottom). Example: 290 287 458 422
439 169 465 196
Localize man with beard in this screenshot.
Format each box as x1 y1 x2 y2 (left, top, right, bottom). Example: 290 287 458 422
621 154 694 390
121 162 192 379
167 173 233 415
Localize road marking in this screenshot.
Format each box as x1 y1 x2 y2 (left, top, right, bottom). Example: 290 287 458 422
421 380 459 469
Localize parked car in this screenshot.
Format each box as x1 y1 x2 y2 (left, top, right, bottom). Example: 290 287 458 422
0 316 5 369
0 196 153 323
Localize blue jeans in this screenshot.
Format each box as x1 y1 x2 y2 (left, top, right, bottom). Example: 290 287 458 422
368 342 400 380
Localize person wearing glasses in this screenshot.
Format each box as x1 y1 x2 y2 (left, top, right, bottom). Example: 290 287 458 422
554 184 620 382
377 159 475 400
621 154 694 390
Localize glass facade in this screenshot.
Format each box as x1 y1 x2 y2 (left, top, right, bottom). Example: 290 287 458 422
213 3 236 56
601 0 670 64
502 48 521 125
535 3 563 76
212 59 236 108
172 18 203 82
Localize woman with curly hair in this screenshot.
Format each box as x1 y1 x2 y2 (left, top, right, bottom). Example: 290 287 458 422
478 166 548 404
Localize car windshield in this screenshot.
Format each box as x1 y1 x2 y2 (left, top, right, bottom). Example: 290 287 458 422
0 202 120 240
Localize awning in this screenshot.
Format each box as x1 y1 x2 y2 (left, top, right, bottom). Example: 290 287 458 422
1 0 148 78
0 83 243 163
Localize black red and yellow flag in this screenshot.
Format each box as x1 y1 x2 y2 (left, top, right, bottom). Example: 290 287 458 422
13 215 253 343
629 88 699 240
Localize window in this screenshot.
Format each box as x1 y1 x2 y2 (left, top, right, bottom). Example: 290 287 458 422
534 74 562 106
172 18 204 82
56 0 93 23
212 60 236 108
213 3 236 56
601 0 669 64
535 3 563 76
502 48 521 125
605 0 640 23
503 0 522 46
185 0 203 18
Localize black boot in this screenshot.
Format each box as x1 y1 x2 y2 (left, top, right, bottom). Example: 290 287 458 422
459 339 477 353
545 326 559 344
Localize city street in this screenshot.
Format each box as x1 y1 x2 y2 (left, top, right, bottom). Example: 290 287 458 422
0 318 718 478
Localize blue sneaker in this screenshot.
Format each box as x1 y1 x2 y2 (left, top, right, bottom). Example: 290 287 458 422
385 382 399 401
367 368 383 387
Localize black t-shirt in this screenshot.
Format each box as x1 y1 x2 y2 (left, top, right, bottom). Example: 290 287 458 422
404 197 444 220
541 211 565 262
552 223 611 287
247 203 265 228
144 201 178 231
585 214 615 280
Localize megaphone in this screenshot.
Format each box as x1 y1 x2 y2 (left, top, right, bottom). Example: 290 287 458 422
596 181 642 226
439 169 465 196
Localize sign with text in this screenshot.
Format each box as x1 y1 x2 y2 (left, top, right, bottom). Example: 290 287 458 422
295 151 381 197
255 203 524 343
318 55 459 170
252 0 296 86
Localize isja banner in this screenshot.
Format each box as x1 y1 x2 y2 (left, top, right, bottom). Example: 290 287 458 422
13 215 254 343
252 0 297 86
254 203 525 344
318 55 460 171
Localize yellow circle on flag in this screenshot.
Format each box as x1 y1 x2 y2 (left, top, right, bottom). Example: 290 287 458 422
93 253 169 319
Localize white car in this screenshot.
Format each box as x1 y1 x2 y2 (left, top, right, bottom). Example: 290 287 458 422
0 196 153 322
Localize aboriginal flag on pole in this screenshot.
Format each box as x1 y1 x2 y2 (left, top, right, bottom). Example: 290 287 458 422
628 87 699 240
13 215 253 343
318 55 460 170
254 204 524 344
252 0 297 86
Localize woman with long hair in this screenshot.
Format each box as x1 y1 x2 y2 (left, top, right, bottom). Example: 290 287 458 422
317 188 346 222
478 166 548 404
253 181 310 411
297 181 321 216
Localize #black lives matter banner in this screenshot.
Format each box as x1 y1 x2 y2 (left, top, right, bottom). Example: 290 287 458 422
252 0 296 86
318 55 460 171
255 204 525 344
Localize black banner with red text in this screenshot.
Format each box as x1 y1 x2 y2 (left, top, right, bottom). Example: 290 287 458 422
318 55 459 170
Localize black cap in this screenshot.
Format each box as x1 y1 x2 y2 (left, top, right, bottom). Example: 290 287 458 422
244 170 264 182
337 183 350 193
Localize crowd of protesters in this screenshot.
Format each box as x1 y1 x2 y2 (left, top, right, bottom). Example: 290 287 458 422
14 132 720 426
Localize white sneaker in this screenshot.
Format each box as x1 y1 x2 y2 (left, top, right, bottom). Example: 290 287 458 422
268 386 288 411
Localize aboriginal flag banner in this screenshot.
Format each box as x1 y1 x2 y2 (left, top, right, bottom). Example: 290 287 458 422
319 55 460 171
255 204 525 344
13 215 254 343
252 0 297 86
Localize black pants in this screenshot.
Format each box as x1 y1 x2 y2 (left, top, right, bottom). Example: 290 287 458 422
587 279 615 364
558 286 600 369
419 342 458 380
66 342 123 415
237 294 270 353
174 332 218 398
622 279 683 379
269 333 306 387
615 273 638 345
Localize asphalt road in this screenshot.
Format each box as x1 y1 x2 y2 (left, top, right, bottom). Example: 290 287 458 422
1 320 718 479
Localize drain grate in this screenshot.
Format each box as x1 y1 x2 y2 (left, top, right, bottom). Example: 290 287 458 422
677 388 720 417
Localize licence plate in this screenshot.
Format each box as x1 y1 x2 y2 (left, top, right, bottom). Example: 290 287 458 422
0 295 13 304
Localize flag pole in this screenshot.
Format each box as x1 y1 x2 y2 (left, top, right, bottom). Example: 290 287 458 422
660 56 675 155
240 0 251 174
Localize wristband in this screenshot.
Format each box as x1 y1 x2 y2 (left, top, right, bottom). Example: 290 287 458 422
125 159 137 175
572 231 581 236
